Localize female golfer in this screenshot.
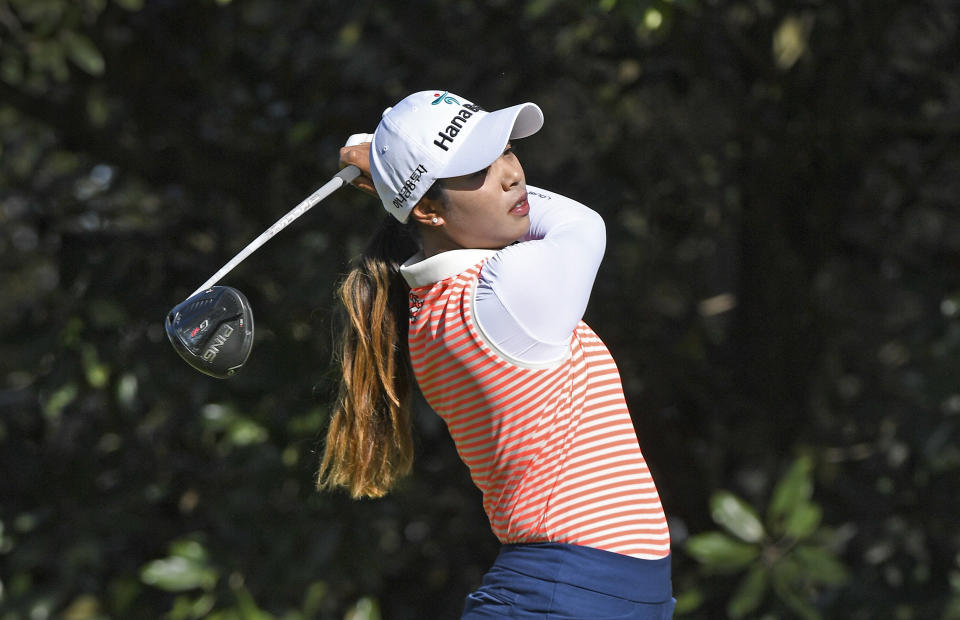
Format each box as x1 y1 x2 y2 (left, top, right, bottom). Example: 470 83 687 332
319 90 674 618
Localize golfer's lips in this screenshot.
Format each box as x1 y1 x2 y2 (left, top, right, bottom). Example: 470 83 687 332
510 193 530 216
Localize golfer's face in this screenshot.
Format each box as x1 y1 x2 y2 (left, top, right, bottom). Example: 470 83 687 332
436 145 531 251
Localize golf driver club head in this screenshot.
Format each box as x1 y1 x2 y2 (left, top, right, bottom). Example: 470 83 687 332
165 286 254 378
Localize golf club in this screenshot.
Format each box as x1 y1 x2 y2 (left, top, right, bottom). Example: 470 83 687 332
166 164 361 378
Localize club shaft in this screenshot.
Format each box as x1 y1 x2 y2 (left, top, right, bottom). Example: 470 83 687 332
190 165 361 297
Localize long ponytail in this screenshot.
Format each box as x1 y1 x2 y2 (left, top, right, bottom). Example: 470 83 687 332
317 215 420 498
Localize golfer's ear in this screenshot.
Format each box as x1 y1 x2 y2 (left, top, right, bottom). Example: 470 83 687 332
411 198 444 226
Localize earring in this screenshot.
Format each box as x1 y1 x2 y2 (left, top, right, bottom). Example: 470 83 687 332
431 217 439 225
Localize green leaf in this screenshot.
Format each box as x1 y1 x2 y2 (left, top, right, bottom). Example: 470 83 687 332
62 32 105 76
672 588 703 615
302 581 329 616
710 491 766 543
43 382 78 419
1 54 24 85
168 593 216 620
202 403 268 446
10 0 63 26
783 501 822 540
792 545 849 586
771 558 821 620
343 596 380 620
287 121 316 145
230 585 275 620
168 540 210 564
140 540 218 592
107 576 142 615
29 38 69 81
727 564 769 619
114 0 145 9
943 596 960 620
769 456 814 530
685 532 760 573
141 558 217 592
228 417 268 446
82 344 111 388
525 0 558 19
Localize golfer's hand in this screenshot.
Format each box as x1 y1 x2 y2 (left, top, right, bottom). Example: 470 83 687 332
340 135 377 197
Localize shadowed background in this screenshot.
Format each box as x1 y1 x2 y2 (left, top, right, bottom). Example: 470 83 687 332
2 0 959 618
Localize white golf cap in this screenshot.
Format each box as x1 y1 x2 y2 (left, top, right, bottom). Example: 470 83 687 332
369 90 543 222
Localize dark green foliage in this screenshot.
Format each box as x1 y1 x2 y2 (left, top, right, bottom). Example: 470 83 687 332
2 0 959 617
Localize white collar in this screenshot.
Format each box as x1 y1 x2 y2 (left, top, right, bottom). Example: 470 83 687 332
400 249 497 288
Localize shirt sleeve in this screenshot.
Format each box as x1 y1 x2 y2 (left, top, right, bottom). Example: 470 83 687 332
474 186 606 366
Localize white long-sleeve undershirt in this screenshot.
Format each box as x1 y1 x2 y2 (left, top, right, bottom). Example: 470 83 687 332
400 186 606 367
474 186 606 365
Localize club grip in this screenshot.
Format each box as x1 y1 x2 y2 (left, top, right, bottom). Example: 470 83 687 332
337 165 361 184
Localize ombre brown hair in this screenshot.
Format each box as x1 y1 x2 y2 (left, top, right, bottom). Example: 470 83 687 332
316 213 422 498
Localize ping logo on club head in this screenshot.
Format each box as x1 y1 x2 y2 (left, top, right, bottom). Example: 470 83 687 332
202 323 235 362
432 91 459 105
190 319 210 338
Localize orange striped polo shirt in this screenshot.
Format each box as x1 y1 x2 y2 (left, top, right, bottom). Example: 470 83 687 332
406 255 670 560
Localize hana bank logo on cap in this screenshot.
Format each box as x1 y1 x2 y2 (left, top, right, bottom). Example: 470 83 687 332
430 96 484 153
431 91 460 105
369 90 544 222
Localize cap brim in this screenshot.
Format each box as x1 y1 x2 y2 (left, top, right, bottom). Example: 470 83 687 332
436 103 543 179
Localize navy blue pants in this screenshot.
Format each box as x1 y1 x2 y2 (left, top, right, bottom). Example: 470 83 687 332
461 543 674 619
